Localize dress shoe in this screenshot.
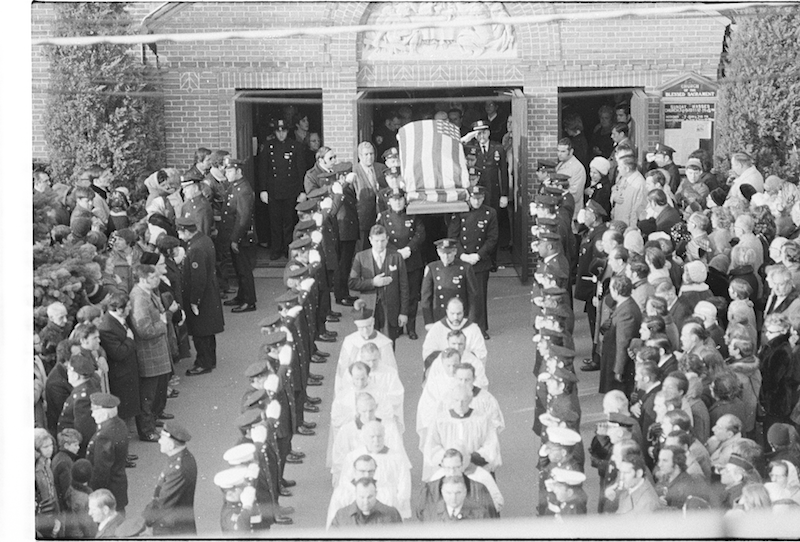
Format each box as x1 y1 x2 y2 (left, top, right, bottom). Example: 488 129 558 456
326 315 340 323
302 421 317 430
303 403 320 413
127 454 138 461
155 420 164 427
139 433 159 443
328 310 342 318
408 330 418 340
222 287 237 295
581 362 601 372
126 460 137 468
296 426 316 436
285 455 303 464
279 505 295 515
167 388 179 398
281 479 297 488
274 515 293 525
317 333 336 343
314 350 330 358
185 366 212 376
482 331 491 340
157 412 175 420
223 298 242 306
169 375 180 386
279 487 293 497
232 303 256 313
306 379 322 386
309 373 323 380
288 450 306 460
306 396 322 405
311 355 327 363
337 297 355 306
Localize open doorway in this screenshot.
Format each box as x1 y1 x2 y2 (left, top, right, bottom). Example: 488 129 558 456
558 87 647 166
357 87 528 280
234 89 323 266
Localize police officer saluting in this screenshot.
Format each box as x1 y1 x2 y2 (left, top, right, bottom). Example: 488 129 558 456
257 119 306 261
448 185 498 340
376 188 426 340
421 239 479 329
220 158 257 313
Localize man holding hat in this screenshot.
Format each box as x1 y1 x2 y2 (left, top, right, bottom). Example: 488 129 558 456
87 393 130 513
646 143 680 194
179 168 214 237
349 224 409 345
466 119 510 254
58 352 101 457
257 119 306 260
142 421 197 536
214 466 260 533
546 468 588 516
448 185 498 340
177 215 225 376
421 239 479 328
377 187 426 339
537 425 583 516
219 157 258 313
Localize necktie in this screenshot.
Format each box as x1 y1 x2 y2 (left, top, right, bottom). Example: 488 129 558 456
482 145 487 154
366 166 376 189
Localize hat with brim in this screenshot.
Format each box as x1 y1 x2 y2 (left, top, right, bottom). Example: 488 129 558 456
234 408 263 430
434 238 458 251
295 200 317 213
289 237 312 251
243 388 267 409
223 443 257 465
296 219 316 232
176 216 198 231
214 466 250 489
69 353 95 376
727 453 754 471
307 187 329 200
90 393 120 409
550 467 586 485
259 314 282 329
547 426 582 446
471 120 490 131
608 412 636 428
382 147 399 161
244 361 270 378
263 331 288 347
585 200 608 218
162 421 191 443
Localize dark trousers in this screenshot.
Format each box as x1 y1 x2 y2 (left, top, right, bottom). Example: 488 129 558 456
375 298 401 348
586 301 597 339
474 269 490 332
215 236 234 291
136 373 169 436
193 335 217 369
255 199 270 247
277 436 291 481
334 240 357 301
232 244 257 305
406 268 423 333
268 199 295 257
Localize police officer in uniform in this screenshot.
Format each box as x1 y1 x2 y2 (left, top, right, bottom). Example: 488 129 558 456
58 353 100 457
421 239 479 328
574 200 608 338
257 119 306 260
466 119 509 262
177 216 225 376
220 158 257 313
377 188 426 339
180 169 214 237
142 421 197 537
86 393 129 514
448 185 498 340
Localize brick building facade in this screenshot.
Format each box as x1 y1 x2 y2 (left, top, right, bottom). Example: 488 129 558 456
32 2 729 278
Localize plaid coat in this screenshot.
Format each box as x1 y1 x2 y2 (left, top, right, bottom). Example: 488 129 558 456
129 284 172 378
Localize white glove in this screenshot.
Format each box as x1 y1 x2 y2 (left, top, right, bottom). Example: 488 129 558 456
309 249 321 264
173 246 186 265
320 197 333 210
529 202 537 216
313 213 323 227
300 278 315 291
278 344 293 366
331 182 343 195
240 485 256 508
266 399 281 420
263 373 279 393
398 247 411 259
287 305 303 318
311 230 323 244
499 196 509 208
345 172 357 184
245 462 260 480
251 424 267 443
260 191 269 204
283 328 295 343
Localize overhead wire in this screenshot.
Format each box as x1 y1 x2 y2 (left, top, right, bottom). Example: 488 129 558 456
31 2 788 47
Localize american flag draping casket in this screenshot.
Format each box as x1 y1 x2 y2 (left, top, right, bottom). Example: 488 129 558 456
397 119 470 214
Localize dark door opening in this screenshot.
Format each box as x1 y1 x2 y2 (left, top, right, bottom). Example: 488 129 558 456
357 87 528 281
234 89 323 266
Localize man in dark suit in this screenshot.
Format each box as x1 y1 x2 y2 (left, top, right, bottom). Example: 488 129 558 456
482 100 508 144
177 216 225 376
87 393 129 513
330 477 403 527
416 449 498 520
349 224 409 344
353 142 388 252
448 186 498 339
98 293 141 431
637 189 681 237
143 422 197 537
417 476 493 522
631 362 662 436
377 188 426 339
88 489 125 538
600 276 642 398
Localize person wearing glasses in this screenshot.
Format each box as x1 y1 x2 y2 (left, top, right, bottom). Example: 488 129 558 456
257 119 307 261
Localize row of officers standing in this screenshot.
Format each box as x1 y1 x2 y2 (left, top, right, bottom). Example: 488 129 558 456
252 118 511 339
